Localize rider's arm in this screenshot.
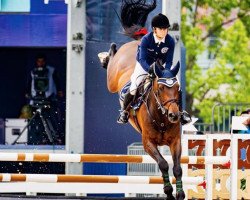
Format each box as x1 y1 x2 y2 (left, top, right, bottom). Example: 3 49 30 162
137 36 151 71
164 37 175 70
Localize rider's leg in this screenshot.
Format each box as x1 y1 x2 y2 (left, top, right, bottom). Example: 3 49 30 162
179 90 192 125
117 62 148 124
117 90 134 124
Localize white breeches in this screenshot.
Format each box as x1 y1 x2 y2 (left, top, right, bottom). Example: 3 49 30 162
129 61 148 95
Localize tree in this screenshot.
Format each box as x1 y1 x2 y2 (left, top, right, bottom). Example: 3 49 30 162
181 0 250 122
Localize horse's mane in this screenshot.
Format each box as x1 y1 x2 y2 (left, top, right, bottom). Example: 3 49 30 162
120 0 156 40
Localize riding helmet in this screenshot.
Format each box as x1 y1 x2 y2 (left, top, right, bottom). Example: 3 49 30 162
151 13 170 29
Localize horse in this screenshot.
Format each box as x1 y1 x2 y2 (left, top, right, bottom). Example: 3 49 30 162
100 1 185 199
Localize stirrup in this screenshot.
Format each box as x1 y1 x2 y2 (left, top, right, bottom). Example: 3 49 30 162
117 110 129 124
180 110 192 125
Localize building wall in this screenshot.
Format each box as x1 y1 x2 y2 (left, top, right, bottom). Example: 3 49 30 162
0 0 67 47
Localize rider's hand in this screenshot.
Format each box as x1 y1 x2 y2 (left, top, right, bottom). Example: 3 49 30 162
155 59 164 70
148 63 156 79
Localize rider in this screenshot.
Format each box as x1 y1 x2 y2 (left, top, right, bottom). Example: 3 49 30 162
117 13 191 125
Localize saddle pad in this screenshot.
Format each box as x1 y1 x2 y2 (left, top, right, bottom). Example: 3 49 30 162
119 79 152 111
119 81 131 102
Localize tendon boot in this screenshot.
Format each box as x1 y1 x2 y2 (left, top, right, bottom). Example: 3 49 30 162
179 90 192 125
117 91 134 124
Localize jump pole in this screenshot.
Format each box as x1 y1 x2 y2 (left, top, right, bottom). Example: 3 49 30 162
0 174 204 185
0 153 230 165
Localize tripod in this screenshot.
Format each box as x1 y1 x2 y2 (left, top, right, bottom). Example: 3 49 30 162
12 104 56 145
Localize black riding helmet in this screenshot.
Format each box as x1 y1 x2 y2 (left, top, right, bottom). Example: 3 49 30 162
151 13 170 29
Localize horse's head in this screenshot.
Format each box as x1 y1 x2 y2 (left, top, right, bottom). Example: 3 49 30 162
151 62 180 123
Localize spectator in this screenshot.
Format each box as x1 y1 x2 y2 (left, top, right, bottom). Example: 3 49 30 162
25 54 63 104
25 54 64 144
239 109 250 134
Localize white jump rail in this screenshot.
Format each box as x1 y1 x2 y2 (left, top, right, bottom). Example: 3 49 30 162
0 174 204 196
0 174 204 185
0 153 230 165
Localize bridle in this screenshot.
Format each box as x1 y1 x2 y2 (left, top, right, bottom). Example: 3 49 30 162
143 76 180 133
153 90 179 116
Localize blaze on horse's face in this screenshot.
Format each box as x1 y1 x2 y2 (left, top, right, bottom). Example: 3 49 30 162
152 62 181 123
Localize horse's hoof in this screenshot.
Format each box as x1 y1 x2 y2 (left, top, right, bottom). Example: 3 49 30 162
176 190 185 200
109 43 117 56
164 185 175 199
164 185 173 194
110 42 117 49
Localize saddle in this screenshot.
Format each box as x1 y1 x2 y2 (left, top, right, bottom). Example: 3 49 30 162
119 76 152 111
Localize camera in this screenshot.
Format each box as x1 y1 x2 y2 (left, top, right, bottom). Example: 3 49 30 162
32 67 50 107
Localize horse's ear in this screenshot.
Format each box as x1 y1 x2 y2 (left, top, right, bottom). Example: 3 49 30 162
152 62 163 78
170 61 180 77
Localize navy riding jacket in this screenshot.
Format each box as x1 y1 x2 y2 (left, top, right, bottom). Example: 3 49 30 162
136 32 175 71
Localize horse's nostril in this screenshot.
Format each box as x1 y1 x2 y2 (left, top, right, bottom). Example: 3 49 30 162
169 113 178 121
169 113 174 118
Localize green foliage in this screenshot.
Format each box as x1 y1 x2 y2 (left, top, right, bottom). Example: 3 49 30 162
181 0 250 122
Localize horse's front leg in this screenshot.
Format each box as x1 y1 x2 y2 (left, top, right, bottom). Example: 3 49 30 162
170 138 185 200
143 140 175 200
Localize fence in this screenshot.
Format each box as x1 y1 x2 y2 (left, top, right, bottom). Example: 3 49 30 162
194 102 250 134
212 102 250 133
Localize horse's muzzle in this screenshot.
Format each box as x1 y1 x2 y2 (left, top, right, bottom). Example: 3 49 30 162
168 112 180 123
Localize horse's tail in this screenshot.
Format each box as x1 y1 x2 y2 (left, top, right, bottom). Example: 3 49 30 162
120 0 156 40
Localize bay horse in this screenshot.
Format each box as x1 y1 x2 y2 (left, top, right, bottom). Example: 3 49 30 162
100 1 185 199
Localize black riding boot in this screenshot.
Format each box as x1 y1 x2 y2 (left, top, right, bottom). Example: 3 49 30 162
117 91 134 124
179 90 192 125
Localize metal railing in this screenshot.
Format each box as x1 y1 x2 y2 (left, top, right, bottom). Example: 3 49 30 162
191 102 250 134
195 123 213 134
211 102 250 133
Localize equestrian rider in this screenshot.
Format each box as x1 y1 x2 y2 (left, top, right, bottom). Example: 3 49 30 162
117 13 191 125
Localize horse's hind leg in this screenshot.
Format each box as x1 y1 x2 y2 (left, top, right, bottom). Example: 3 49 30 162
170 138 185 200
144 140 175 200
98 43 117 69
